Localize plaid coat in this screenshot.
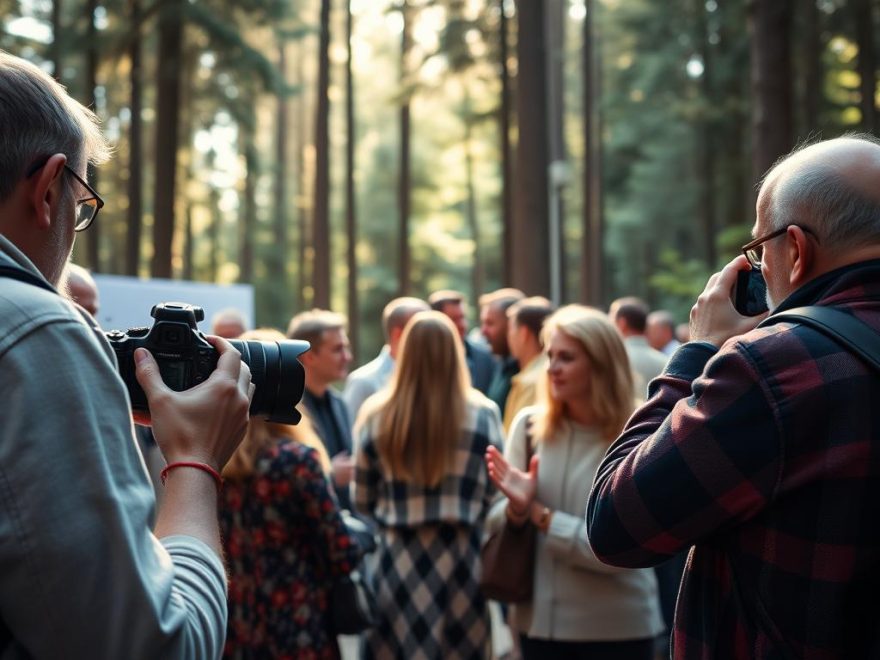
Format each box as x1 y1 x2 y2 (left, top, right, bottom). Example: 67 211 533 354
352 395 503 659
587 260 880 660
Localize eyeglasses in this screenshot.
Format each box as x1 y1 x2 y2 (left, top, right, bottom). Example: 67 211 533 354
741 224 817 269
25 157 104 232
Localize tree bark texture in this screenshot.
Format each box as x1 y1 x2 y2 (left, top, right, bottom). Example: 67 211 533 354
151 0 184 279
696 0 717 268
345 0 360 357
51 0 62 81
800 0 821 134
398 0 413 296
749 0 794 185
125 0 143 277
853 0 877 133
312 0 332 309
512 0 550 298
581 0 603 305
240 128 257 283
499 0 513 286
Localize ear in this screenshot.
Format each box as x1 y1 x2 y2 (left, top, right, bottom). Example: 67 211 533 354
389 326 403 346
787 225 815 287
29 154 67 231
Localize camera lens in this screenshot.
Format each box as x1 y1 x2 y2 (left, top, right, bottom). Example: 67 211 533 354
229 339 310 424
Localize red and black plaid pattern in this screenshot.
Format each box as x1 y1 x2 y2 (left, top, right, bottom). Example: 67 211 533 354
587 261 880 659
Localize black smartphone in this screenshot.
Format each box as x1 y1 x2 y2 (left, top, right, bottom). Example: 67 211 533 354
733 268 769 316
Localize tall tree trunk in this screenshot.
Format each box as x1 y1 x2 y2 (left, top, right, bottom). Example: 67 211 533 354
151 0 184 279
512 0 550 297
85 0 100 272
345 0 360 357
853 0 877 133
177 47 196 279
271 40 290 323
696 0 717 268
398 0 413 296
183 203 194 280
545 0 566 304
125 0 143 277
801 0 821 133
312 0 332 309
581 0 603 305
240 124 257 283
463 85 483 311
499 0 513 286
51 0 62 80
208 180 220 282
749 0 794 185
295 41 310 312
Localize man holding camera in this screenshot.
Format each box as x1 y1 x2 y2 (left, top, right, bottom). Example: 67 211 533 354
587 134 880 658
0 52 253 657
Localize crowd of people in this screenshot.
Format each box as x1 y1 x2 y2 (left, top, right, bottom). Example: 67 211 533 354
3 49 880 660
203 287 690 659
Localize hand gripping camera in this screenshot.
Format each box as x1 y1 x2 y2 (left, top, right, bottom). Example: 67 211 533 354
107 302 309 424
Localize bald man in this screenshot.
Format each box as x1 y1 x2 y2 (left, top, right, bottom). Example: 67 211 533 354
588 135 880 658
64 263 98 316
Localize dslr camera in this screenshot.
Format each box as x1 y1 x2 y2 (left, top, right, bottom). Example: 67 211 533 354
107 302 309 424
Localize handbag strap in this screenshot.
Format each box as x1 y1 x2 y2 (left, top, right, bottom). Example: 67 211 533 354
523 414 535 469
758 305 880 374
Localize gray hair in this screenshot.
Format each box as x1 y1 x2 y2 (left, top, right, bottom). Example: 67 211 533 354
767 133 880 251
0 51 110 202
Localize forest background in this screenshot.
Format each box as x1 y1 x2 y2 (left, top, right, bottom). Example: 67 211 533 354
1 0 878 364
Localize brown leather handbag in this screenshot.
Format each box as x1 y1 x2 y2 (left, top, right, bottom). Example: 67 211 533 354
479 417 537 603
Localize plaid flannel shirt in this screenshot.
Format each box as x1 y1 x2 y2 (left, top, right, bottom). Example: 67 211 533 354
587 260 880 659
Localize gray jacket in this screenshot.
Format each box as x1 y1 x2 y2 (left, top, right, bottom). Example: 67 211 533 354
0 235 226 659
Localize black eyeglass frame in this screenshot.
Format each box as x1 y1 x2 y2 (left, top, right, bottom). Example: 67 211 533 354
25 156 104 232
741 224 818 269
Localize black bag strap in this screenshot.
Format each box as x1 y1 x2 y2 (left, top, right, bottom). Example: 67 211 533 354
523 414 535 470
0 264 57 295
758 305 880 374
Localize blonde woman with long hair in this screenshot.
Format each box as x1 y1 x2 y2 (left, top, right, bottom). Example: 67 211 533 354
219 329 362 659
352 311 504 659
484 305 663 660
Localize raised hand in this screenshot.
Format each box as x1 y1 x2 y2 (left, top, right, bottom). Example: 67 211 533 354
485 444 539 515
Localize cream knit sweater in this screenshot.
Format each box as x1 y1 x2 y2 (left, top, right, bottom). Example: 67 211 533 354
486 406 665 642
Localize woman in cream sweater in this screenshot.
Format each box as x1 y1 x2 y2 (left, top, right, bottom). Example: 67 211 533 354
485 305 663 659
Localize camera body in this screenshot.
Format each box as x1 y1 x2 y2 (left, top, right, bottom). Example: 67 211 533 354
107 303 219 411
107 302 309 424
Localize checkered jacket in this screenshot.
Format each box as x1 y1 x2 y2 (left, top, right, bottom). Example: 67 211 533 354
352 395 503 527
587 260 880 659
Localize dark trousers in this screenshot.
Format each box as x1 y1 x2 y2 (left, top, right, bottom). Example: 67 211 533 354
520 635 655 660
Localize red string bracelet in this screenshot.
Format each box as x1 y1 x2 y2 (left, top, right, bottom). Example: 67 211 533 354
160 461 223 492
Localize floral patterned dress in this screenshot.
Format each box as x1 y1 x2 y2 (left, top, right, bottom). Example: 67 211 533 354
220 440 362 659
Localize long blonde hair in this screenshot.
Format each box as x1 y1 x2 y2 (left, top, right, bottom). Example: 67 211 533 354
534 305 636 442
360 311 471 488
222 328 331 480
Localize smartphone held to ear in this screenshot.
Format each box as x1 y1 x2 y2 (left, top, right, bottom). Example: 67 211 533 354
733 268 769 316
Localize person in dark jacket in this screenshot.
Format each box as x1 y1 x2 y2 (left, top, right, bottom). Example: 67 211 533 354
429 290 496 394
287 309 355 510
587 134 880 659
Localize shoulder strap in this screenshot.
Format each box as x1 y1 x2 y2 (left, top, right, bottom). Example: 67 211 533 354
524 414 535 467
0 264 57 295
758 306 880 374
